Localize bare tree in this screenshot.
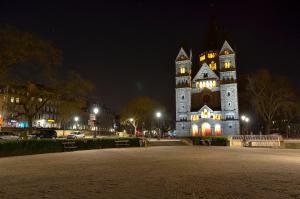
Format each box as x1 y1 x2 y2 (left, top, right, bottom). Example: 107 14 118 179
247 69 296 134
120 96 161 135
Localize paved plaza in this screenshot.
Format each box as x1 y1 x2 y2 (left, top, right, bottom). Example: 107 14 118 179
1 146 300 199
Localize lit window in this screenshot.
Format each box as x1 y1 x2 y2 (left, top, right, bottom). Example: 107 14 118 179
199 82 203 88
16 98 20 103
212 80 216 87
224 50 229 55
200 55 205 61
209 81 212 88
191 115 199 121
180 67 186 74
10 97 14 103
209 61 217 70
201 109 210 118
224 61 231 69
207 53 216 58
213 114 221 120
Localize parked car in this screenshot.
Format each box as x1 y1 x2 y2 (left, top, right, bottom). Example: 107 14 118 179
29 129 57 139
0 132 20 141
67 131 85 139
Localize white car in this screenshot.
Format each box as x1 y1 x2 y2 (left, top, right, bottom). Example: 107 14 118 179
0 132 20 141
67 131 85 139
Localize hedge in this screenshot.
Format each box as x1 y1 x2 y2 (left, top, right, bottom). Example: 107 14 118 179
0 137 140 157
189 136 228 146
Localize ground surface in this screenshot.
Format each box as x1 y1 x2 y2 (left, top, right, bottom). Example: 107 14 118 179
1 146 300 199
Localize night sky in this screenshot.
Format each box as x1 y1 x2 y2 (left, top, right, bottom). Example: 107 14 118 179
1 1 300 112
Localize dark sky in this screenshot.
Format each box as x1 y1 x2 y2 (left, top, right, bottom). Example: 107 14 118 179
1 1 300 112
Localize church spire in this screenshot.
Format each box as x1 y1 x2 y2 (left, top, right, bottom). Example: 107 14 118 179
175 47 189 61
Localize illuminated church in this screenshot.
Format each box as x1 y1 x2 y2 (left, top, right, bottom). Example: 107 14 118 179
175 40 240 137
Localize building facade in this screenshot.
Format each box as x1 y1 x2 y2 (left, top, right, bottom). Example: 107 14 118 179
0 85 59 128
175 41 240 137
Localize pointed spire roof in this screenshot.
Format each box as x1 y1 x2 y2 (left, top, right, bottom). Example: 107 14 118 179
176 47 190 61
220 40 234 55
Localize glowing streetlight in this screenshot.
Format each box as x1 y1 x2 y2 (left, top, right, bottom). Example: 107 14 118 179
156 111 162 138
93 107 99 138
74 116 79 122
129 118 134 122
74 116 79 130
241 115 246 121
93 107 99 115
241 115 250 134
156 112 162 118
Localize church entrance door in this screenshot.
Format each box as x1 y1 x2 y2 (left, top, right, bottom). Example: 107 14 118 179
201 123 211 136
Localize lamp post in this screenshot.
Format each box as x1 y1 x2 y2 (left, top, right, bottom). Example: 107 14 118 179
129 118 136 136
93 107 99 138
74 116 79 130
241 115 250 135
156 111 162 139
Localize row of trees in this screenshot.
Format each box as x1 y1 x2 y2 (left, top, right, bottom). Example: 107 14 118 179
241 69 300 135
119 96 171 136
0 25 93 134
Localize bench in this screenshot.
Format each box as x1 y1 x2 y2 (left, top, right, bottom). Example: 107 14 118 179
115 140 130 148
62 141 78 151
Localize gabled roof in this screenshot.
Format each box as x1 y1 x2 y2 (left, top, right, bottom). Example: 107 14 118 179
219 40 234 55
192 63 219 81
175 47 190 61
198 104 213 113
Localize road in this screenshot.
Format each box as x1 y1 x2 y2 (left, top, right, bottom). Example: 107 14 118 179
1 146 300 199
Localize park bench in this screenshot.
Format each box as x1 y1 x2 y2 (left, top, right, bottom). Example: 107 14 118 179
62 141 78 152
115 140 130 148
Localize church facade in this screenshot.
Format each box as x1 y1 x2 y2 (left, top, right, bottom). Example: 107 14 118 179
175 41 240 137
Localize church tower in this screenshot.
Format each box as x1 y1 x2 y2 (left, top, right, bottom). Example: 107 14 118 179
219 41 240 135
175 48 192 136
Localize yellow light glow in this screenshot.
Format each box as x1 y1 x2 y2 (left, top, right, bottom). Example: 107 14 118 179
192 124 199 136
201 109 210 118
209 61 217 70
200 55 205 61
212 80 216 87
207 53 216 59
180 67 185 74
224 61 231 68
197 80 216 89
224 50 229 55
191 115 199 121
48 120 55 123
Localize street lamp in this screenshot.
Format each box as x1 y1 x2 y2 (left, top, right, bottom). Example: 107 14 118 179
129 118 135 136
156 111 162 138
241 115 250 135
93 107 99 138
74 116 79 130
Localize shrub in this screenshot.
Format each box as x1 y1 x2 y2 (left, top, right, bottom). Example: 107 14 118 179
0 137 140 157
189 136 228 146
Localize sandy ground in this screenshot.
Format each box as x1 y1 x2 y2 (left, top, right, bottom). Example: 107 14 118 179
1 146 300 199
